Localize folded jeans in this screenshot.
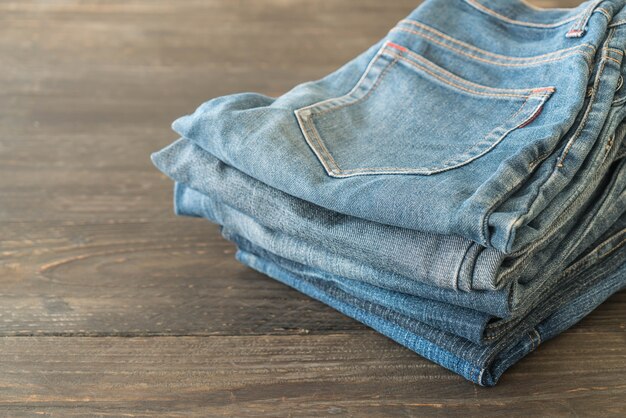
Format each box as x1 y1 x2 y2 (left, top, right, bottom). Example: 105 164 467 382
233 224 626 386
170 0 626 252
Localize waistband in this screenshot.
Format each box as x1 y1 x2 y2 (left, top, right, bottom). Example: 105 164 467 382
399 0 624 59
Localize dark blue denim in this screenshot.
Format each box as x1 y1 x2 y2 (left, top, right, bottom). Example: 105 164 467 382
232 224 626 386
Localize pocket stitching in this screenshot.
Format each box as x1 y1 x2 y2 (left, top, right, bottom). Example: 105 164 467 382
296 42 555 177
396 19 596 62
330 94 549 175
296 54 400 175
389 50 536 99
311 57 399 118
557 29 617 168
391 26 594 68
386 42 556 97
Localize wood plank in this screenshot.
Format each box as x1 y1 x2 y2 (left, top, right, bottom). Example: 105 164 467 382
0 0 417 335
0 219 370 336
0 332 623 416
0 0 624 415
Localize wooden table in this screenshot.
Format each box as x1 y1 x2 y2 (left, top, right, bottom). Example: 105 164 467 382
1 1 624 416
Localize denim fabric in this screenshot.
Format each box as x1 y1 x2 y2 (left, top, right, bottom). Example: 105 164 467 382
152 140 501 292
170 173 624 343
170 0 626 253
168 154 626 324
151 131 626 292
233 226 626 386
151 0 626 386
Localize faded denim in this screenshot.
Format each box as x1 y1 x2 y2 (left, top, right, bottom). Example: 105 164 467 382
169 167 624 343
170 0 626 253
233 222 626 386
151 0 626 386
152 126 626 292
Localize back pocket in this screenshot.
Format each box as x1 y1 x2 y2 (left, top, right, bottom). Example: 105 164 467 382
294 41 555 177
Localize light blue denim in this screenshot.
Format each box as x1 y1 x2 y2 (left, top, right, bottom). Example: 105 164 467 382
150 0 626 386
169 165 624 344
153 0 626 291
169 0 626 253
152 118 626 292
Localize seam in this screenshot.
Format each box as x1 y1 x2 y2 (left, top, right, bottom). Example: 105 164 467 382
490 227 626 334
606 47 624 56
500 36 619 252
394 19 596 61
484 259 619 341
612 94 626 106
391 45 555 95
296 41 554 177
477 368 485 386
612 76 626 105
302 114 340 173
396 19 598 59
557 29 616 168
606 56 622 65
572 231 626 264
465 0 582 28
489 341 532 376
435 97 533 167
296 45 390 113
298 56 399 174
484 230 626 339
506 128 619 265
568 1 599 34
596 7 612 21
387 51 536 98
497 159 615 286
528 148 554 171
609 19 626 28
315 92 549 175
312 56 398 117
492 28 617 250
391 27 592 68
454 243 476 291
297 112 340 173
559 180 620 264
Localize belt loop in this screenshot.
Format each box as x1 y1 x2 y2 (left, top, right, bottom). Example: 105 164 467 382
566 0 603 38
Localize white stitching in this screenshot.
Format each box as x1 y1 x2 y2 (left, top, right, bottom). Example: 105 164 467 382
395 19 595 62
465 0 581 28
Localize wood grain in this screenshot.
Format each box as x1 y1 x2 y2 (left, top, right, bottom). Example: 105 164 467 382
0 0 624 416
0 333 624 417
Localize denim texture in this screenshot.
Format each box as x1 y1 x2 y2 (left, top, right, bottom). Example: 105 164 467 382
170 0 625 252
152 130 626 292
151 0 626 385
234 225 626 386
170 177 624 344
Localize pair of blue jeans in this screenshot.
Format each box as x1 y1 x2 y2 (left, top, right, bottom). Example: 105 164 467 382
165 0 626 292
171 0 626 252
152 0 626 385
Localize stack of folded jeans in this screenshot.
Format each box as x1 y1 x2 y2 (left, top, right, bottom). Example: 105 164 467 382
151 0 626 386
